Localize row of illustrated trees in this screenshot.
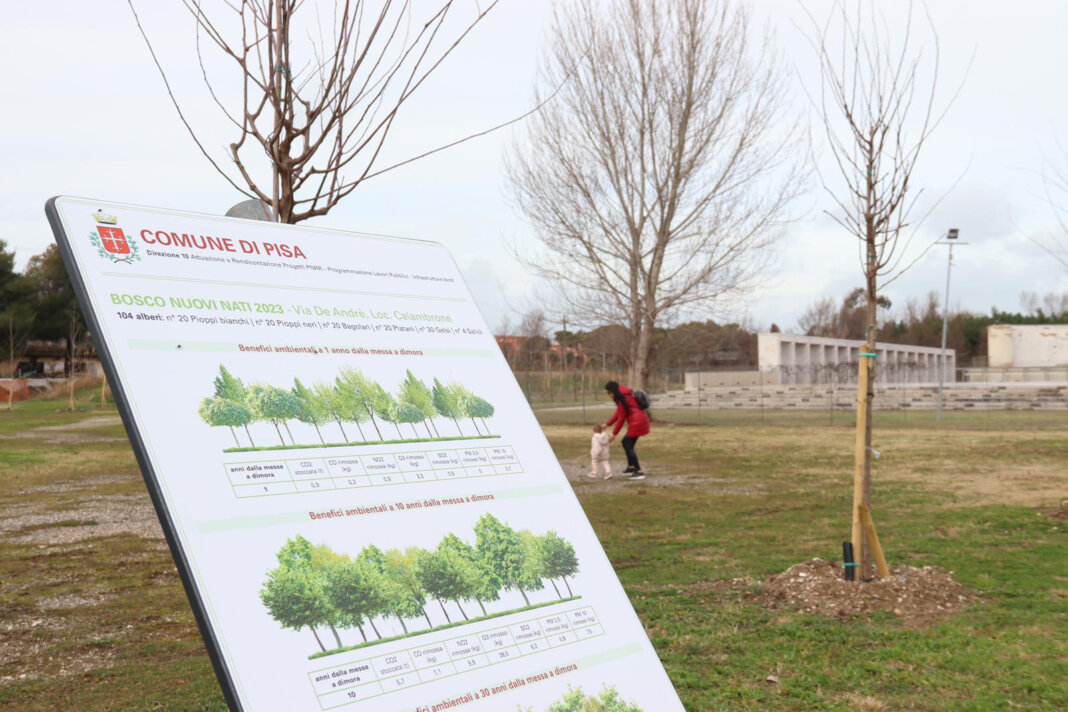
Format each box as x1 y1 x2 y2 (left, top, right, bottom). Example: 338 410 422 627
259 515 580 654
198 365 496 448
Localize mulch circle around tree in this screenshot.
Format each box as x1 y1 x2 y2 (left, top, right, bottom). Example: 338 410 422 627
759 558 977 628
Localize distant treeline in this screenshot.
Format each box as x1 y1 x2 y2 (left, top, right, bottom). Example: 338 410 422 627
260 515 580 654
199 365 495 448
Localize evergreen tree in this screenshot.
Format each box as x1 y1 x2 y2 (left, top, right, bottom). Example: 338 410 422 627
213 364 248 401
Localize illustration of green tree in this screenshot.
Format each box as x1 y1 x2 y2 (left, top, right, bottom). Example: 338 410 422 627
312 382 346 442
468 394 495 434
337 367 385 440
213 364 248 401
293 378 329 444
198 396 254 447
399 370 439 437
538 531 580 598
261 535 344 651
519 529 551 596
439 533 499 616
416 545 481 622
450 383 484 436
394 401 425 438
474 514 542 606
373 388 404 439
384 548 434 629
248 384 300 445
324 554 386 643
260 564 331 652
521 686 642 712
432 378 467 436
360 545 421 635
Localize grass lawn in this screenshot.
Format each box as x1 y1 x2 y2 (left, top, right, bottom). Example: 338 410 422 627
0 389 1065 710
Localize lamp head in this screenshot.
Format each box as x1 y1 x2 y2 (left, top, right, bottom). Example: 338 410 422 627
947 228 959 240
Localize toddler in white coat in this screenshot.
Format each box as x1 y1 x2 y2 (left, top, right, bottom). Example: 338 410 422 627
589 424 613 479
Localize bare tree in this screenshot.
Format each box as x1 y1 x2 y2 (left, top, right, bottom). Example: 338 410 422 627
1 309 34 411
1034 141 1068 269
805 0 960 579
506 0 803 389
128 0 508 222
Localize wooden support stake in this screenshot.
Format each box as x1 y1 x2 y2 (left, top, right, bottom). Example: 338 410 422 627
858 503 890 579
851 355 870 582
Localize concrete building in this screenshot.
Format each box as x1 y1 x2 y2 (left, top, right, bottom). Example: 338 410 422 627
756 332 955 385
988 325 1068 368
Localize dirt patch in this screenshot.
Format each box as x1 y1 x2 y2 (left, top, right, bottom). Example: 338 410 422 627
0 489 163 544
1043 501 1068 521
0 415 126 445
558 459 765 495
759 558 977 628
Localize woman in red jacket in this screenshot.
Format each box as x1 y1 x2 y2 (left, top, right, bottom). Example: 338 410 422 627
602 381 650 480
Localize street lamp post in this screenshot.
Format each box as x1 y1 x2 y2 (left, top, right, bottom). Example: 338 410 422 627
937 228 966 421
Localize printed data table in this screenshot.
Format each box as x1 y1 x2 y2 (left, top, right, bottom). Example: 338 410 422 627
224 446 521 498
308 605 604 709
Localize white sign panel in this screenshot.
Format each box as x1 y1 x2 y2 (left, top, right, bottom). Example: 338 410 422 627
46 197 684 712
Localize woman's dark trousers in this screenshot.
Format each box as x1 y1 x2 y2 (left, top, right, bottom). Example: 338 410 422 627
621 435 641 471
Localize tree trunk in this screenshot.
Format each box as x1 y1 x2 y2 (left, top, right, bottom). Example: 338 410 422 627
453 599 469 621
244 424 256 447
562 576 573 597
516 585 530 606
357 623 367 642
283 421 295 445
452 418 463 436
314 423 324 444
229 426 239 447
469 417 482 436
333 416 348 442
309 626 326 652
430 419 440 437
68 376 75 412
437 599 451 624
392 422 402 439
368 618 381 639
395 614 408 635
355 420 366 441
411 423 419 438
480 417 490 434
549 578 562 599
419 603 433 629
273 421 285 445
367 410 383 440
475 597 487 617
328 623 343 649
100 375 107 406
422 419 433 438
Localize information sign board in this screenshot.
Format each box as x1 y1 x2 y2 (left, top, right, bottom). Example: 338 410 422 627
46 197 684 711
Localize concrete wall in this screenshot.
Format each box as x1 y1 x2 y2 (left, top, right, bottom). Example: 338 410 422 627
684 371 764 389
756 333 955 385
655 383 1068 411
988 325 1068 368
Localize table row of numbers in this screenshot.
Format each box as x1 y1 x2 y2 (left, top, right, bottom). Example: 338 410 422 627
309 605 604 709
226 446 521 499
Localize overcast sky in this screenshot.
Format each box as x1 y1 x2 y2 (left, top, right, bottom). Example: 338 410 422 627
4 0 1067 334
